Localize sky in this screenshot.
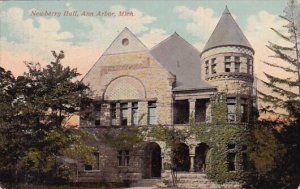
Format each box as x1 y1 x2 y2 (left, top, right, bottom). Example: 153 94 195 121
0 0 295 85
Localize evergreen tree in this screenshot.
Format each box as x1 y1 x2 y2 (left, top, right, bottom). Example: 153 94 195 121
257 0 300 188
259 0 300 120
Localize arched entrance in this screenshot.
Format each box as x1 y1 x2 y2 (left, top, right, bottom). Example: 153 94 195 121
194 143 209 172
143 142 162 178
173 143 190 172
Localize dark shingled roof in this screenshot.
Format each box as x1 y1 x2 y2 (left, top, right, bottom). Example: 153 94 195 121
150 33 215 91
202 6 253 54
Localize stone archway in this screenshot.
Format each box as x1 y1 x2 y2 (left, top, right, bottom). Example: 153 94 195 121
143 142 162 178
194 143 209 172
173 143 190 172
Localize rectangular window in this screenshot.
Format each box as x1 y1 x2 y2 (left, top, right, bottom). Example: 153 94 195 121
227 153 236 171
227 98 236 123
234 56 240 73
227 144 236 171
132 102 138 125
225 56 231 63
242 145 248 171
225 62 231 72
247 59 250 74
111 103 117 126
120 103 128 126
205 60 209 75
94 152 100 170
148 101 157 125
211 58 217 74
235 62 240 73
118 150 129 166
95 105 101 127
240 98 248 122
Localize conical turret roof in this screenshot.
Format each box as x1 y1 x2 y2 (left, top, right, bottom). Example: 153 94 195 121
202 6 253 54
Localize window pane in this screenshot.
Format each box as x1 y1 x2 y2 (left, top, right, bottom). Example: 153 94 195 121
111 103 117 126
235 63 240 73
225 56 231 62
225 62 231 72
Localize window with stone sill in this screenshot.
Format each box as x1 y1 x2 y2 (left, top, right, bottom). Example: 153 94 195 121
148 101 157 125
118 150 129 166
234 56 240 73
227 144 236 171
120 103 128 126
132 102 138 125
111 103 117 126
211 58 217 74
241 145 249 171
240 98 248 122
225 62 231 72
205 60 209 75
95 105 101 127
227 98 236 123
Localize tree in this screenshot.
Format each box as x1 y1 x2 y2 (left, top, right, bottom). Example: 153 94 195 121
257 0 300 188
0 51 94 183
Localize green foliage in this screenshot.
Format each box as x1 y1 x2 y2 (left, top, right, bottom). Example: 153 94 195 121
256 1 300 188
0 51 93 183
250 124 286 175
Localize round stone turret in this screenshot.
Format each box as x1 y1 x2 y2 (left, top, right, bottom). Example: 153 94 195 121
200 6 254 96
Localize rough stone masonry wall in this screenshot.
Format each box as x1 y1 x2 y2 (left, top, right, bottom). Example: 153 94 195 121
82 51 174 126
201 46 254 96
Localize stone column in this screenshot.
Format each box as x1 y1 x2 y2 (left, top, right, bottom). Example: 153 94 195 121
189 99 196 124
127 102 132 126
116 103 121 126
190 154 195 172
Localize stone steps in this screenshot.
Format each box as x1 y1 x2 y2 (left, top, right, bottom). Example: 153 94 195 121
131 178 164 188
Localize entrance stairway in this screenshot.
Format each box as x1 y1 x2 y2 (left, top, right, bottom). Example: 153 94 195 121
161 172 241 189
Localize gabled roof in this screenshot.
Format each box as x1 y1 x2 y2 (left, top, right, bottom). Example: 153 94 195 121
150 32 215 91
202 6 253 54
103 27 148 55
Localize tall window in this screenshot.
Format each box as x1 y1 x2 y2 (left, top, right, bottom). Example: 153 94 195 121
211 58 217 74
94 152 100 170
118 150 129 166
120 103 128 126
132 102 138 125
95 105 101 127
205 60 209 75
234 56 240 73
247 59 250 74
111 103 117 126
148 101 157 125
224 56 231 72
242 145 248 171
227 98 236 122
240 98 248 122
227 144 236 171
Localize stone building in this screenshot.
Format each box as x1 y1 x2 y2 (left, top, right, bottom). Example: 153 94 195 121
78 7 255 187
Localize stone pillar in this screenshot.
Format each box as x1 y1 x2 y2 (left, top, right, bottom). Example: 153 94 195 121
127 102 132 126
116 103 121 126
190 155 195 172
189 99 196 124
139 101 148 125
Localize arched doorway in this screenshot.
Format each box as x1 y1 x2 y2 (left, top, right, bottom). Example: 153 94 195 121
143 142 162 178
173 143 190 172
194 143 209 172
